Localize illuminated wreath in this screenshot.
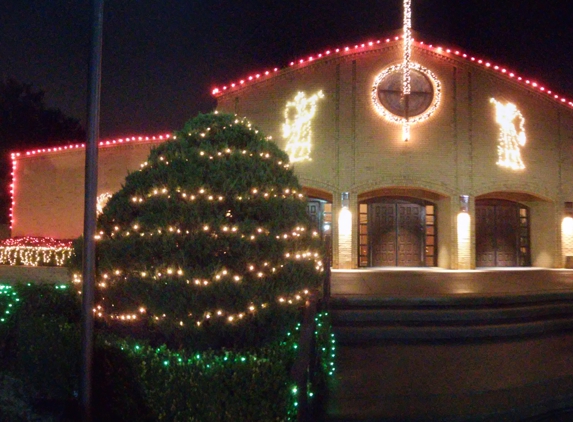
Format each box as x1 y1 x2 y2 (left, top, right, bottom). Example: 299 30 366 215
371 62 441 124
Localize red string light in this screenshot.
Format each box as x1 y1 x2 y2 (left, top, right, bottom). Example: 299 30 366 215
210 35 573 109
0 236 73 248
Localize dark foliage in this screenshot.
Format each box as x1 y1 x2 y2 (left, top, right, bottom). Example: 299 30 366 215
0 283 334 421
0 78 86 224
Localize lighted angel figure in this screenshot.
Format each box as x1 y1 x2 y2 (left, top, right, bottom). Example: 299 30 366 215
490 98 526 170
283 90 324 163
96 192 112 216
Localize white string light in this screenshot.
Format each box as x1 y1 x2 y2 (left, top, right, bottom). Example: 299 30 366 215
403 0 412 142
490 98 526 170
283 90 324 163
371 62 442 126
0 237 73 266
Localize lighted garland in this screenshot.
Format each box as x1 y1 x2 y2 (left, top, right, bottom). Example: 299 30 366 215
99 222 314 243
86 249 323 283
141 145 292 170
0 237 73 266
126 185 305 207
97 287 317 328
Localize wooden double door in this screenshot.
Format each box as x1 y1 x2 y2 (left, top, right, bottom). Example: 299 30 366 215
369 200 425 267
475 200 530 267
306 199 333 263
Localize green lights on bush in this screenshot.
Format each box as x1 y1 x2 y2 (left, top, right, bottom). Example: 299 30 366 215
1 283 336 420
0 284 20 325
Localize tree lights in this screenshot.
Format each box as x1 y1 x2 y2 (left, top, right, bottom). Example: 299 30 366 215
0 282 336 420
69 113 324 344
490 98 527 170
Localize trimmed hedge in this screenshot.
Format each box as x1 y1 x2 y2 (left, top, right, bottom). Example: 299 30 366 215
0 284 335 421
69 113 324 350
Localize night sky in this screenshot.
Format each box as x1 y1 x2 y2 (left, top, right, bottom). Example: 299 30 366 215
2 0 572 143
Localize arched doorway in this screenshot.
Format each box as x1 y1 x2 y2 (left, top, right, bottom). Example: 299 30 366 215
303 187 333 264
358 197 436 267
475 199 530 267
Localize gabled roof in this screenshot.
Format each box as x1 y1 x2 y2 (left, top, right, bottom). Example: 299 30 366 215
211 35 573 110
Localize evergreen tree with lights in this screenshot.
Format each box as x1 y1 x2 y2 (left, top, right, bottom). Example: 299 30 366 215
87 113 324 349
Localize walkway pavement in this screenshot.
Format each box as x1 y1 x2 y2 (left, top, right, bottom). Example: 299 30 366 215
326 269 573 421
0 265 69 284
331 268 573 298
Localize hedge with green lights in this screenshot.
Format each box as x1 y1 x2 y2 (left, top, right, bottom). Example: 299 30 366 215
70 112 324 349
0 284 336 421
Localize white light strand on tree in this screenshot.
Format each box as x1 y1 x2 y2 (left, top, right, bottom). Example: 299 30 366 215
73 115 325 330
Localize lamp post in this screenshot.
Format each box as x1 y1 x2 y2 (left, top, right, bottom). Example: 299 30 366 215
81 0 104 421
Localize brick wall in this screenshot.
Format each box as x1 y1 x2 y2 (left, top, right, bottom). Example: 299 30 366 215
10 42 573 268
12 141 163 239
217 43 573 268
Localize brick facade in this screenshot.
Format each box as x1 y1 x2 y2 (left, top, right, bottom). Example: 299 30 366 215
215 41 573 269
10 40 573 269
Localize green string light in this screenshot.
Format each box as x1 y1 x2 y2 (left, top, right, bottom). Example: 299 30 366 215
0 285 20 325
1 283 337 421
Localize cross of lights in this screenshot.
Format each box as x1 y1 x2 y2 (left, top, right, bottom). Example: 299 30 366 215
402 0 412 142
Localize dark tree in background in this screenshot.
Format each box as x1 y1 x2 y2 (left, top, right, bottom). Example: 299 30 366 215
0 77 86 225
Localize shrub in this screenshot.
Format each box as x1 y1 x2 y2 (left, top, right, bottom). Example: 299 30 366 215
71 113 324 349
0 284 80 401
0 284 80 421
0 284 336 421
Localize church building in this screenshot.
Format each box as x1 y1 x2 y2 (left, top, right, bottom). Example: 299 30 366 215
10 26 573 270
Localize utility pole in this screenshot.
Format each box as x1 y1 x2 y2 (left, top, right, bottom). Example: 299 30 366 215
80 0 104 421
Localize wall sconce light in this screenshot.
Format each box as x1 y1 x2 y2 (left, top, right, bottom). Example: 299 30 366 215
457 196 471 270
459 195 469 213
565 202 573 217
562 202 573 268
338 191 352 267
341 192 349 208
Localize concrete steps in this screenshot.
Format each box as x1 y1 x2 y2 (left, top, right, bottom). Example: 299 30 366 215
331 294 573 343
325 292 573 421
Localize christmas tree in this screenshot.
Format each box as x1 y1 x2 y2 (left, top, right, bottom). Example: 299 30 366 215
84 113 324 348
